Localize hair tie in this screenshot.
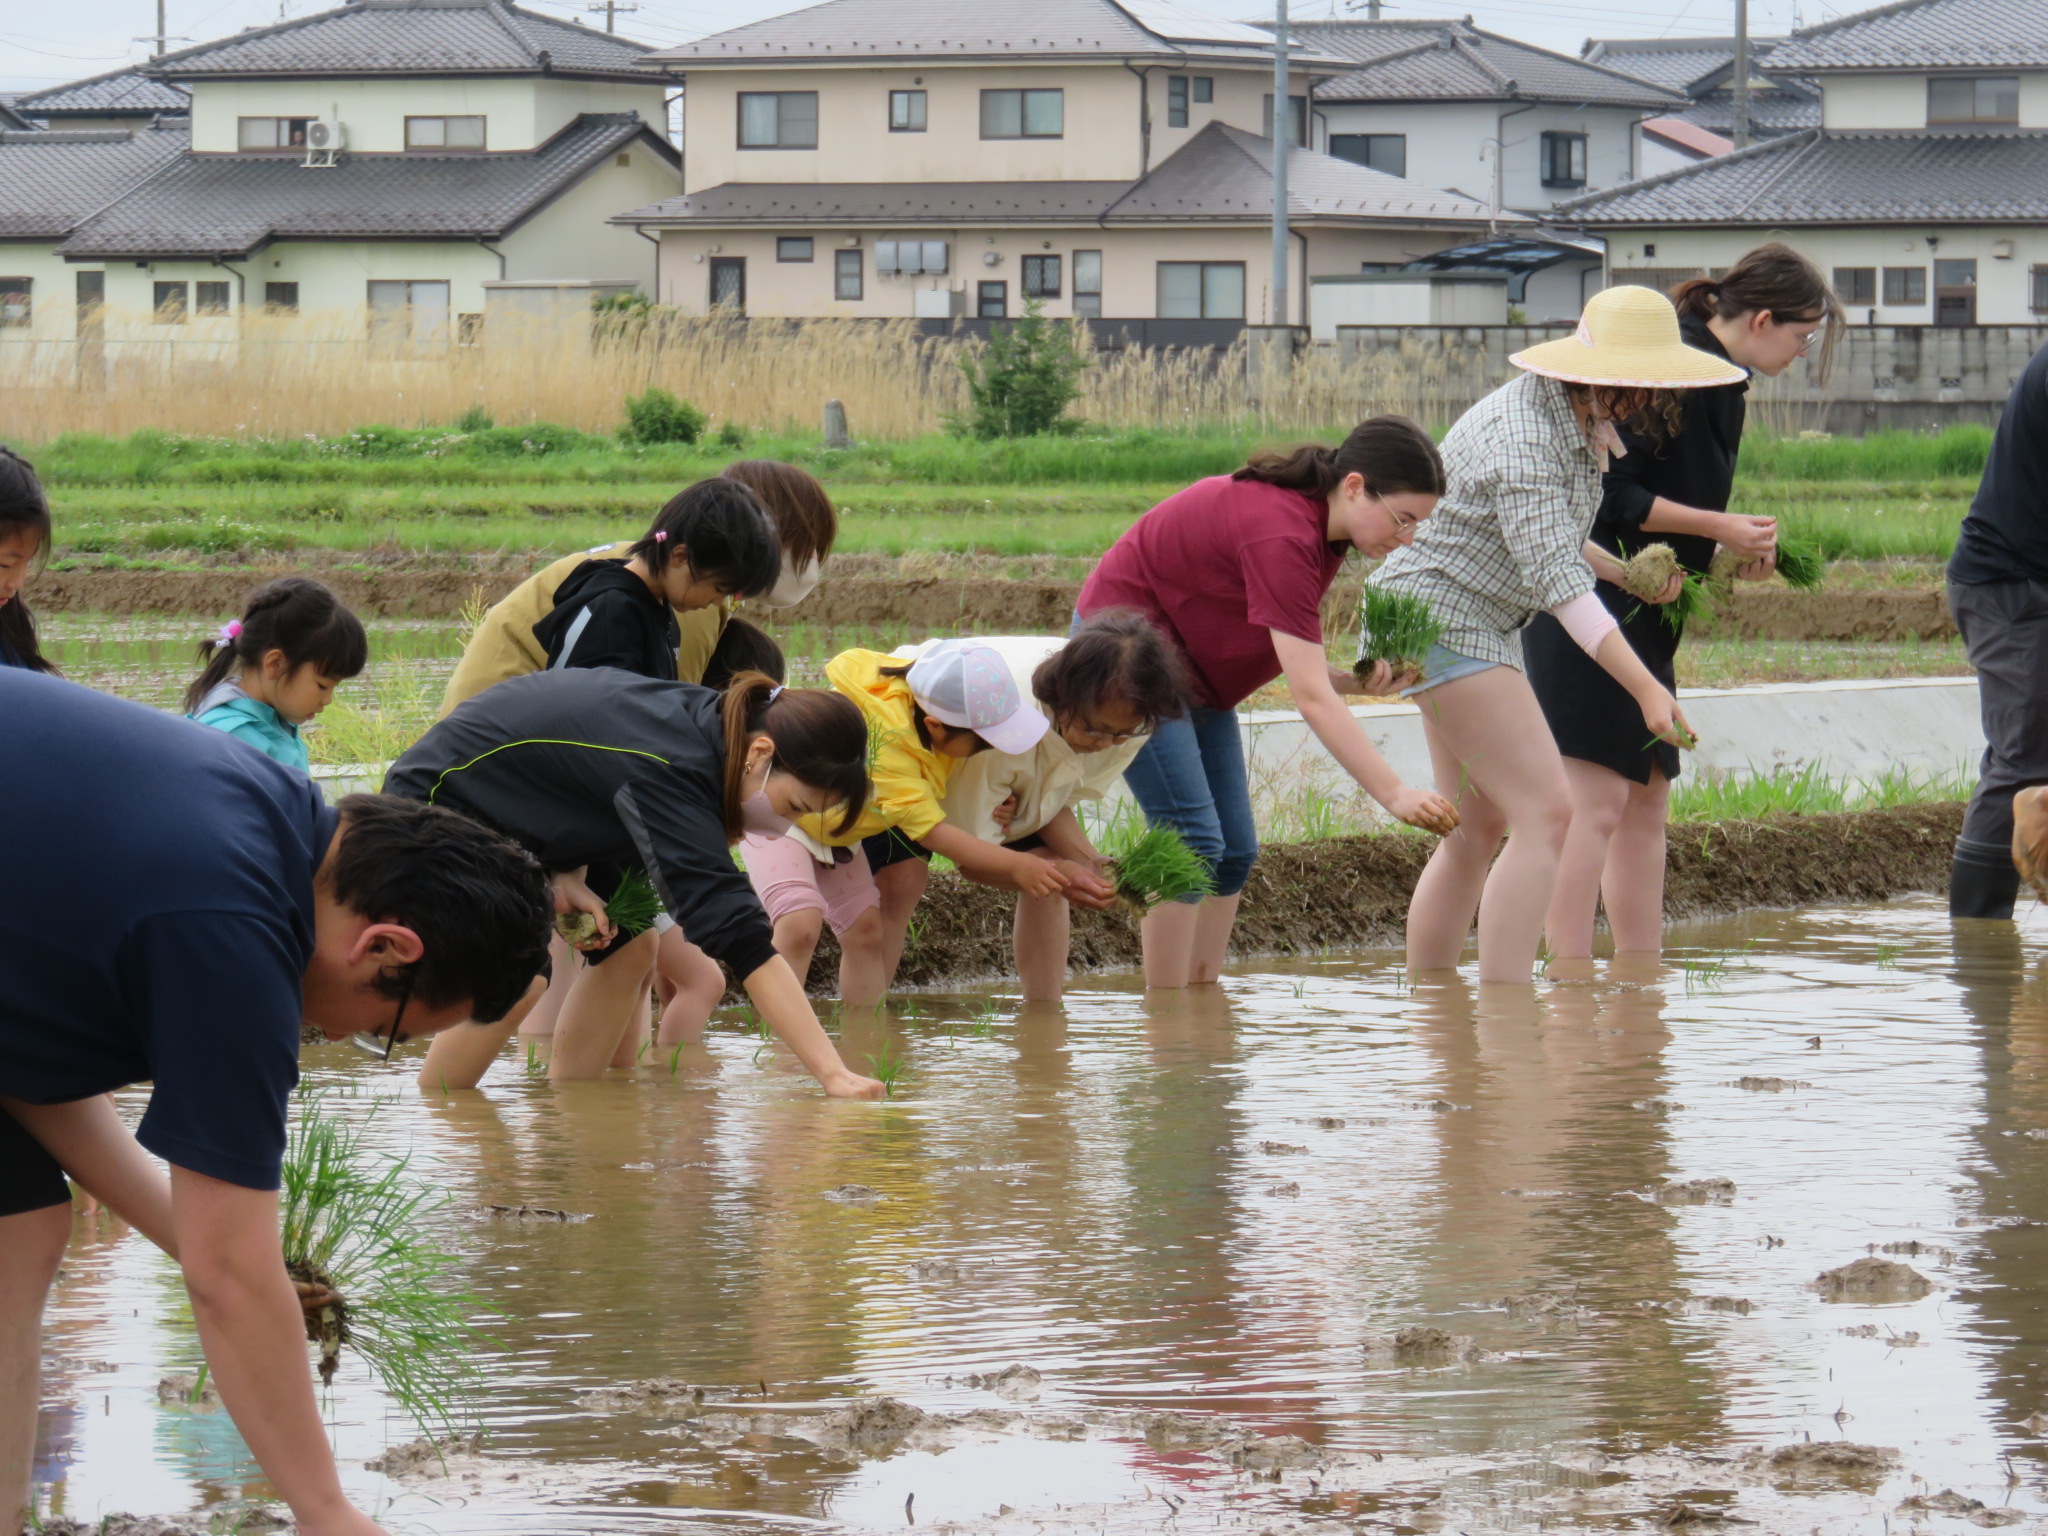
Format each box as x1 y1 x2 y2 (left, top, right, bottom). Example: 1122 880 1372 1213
653 530 669 543
214 619 242 650
767 684 784 702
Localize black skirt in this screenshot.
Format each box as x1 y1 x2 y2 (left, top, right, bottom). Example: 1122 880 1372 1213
1522 580 1683 786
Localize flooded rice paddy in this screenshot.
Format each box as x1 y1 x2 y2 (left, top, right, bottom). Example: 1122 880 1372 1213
35 894 2048 1534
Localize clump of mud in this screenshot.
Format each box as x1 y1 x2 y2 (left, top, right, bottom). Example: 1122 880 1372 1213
1363 1327 1484 1366
1813 1256 1935 1302
1259 1140 1308 1155
1498 1288 1592 1324
1896 1489 2025 1526
960 1364 1044 1401
1266 1180 1302 1197
364 1431 482 1476
1129 1409 1242 1449
1704 1296 1755 1314
1231 1434 1323 1473
154 1373 222 1409
31 1515 286 1535
579 1378 719 1413
1762 1441 1898 1479
907 1258 965 1281
823 1183 885 1205
1841 1324 1922 1344
481 1203 590 1222
1647 1177 1737 1205
1309 1116 1346 1129
1732 1077 1808 1092
1633 1098 1687 1115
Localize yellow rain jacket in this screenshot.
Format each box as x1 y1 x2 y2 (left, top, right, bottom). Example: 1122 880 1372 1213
795 649 955 849
438 540 725 717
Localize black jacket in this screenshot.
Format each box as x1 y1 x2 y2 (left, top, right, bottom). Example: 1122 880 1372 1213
383 670 776 979
1950 338 2048 587
531 558 680 679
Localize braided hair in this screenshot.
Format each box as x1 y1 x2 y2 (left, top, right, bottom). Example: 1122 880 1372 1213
0 444 55 674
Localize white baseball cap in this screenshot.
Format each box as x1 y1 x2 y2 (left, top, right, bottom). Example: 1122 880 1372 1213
906 640 1049 757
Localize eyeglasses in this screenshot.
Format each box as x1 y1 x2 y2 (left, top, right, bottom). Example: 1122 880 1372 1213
349 971 416 1062
1070 718 1147 745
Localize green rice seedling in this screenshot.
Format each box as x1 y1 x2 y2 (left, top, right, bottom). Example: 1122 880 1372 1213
1354 586 1443 677
1772 537 1825 590
1102 820 1215 911
604 869 663 939
970 999 999 1038
865 1039 908 1097
1875 943 1901 970
278 1094 485 1435
667 1041 685 1077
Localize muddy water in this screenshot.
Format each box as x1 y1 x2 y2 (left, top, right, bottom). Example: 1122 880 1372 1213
35 895 2048 1533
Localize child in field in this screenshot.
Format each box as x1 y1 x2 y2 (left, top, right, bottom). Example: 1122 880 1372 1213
886 614 1190 1000
0 445 57 674
745 639 1072 1009
184 577 368 771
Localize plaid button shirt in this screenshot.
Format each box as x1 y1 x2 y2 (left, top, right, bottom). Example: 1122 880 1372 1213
1368 371 1603 670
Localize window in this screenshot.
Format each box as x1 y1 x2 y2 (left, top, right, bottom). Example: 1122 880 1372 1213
405 115 486 151
2033 265 2048 315
1022 254 1062 299
367 279 451 341
1156 261 1245 320
981 89 1063 139
1168 76 1189 128
709 257 746 312
0 278 28 328
1832 267 1876 306
1883 266 1927 305
977 281 1008 318
1192 76 1212 103
195 281 231 317
1261 93 1307 145
1329 133 1405 177
263 281 300 314
889 89 926 132
875 240 949 275
1928 76 2019 125
835 248 863 301
738 92 818 149
238 116 313 151
152 281 189 323
1540 131 1587 188
1073 250 1102 319
777 237 815 263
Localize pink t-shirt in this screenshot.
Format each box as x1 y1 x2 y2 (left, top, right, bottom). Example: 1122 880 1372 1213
1077 476 1342 710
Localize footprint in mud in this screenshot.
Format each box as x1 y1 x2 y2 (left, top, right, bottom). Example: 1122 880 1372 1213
822 1184 885 1205
1813 1257 1935 1302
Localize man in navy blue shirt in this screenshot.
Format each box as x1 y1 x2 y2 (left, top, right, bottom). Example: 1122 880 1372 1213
1948 339 2048 918
0 670 550 1536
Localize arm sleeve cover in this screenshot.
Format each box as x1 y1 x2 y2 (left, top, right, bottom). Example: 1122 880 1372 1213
1550 590 1619 657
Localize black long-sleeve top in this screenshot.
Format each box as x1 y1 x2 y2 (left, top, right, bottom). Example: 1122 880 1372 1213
531 558 681 678
383 669 777 979
1590 312 1750 582
1950 338 2048 586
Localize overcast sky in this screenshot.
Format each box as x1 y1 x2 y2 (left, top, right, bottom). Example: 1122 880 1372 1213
1 0 1841 99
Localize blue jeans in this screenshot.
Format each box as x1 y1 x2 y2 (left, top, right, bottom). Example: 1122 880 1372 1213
1121 706 1258 898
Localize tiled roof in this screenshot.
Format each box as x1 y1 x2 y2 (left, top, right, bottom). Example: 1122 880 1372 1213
1679 88 1822 136
14 66 190 117
0 124 189 238
1295 19 1682 108
58 113 669 258
1642 116 1731 158
616 120 1513 229
0 102 36 132
1559 129 2048 225
1766 0 2048 71
147 0 654 81
643 0 1339 68
1579 36 1787 94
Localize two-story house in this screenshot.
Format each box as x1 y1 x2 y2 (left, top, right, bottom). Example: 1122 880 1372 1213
0 0 681 354
615 0 1513 332
1582 36 1820 175
1560 0 2048 326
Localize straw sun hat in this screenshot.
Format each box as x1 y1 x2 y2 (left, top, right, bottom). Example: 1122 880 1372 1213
1510 284 1747 389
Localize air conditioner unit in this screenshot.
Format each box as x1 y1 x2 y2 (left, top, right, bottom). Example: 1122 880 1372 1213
303 118 345 168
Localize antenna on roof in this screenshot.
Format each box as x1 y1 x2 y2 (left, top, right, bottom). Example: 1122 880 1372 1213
583 0 636 31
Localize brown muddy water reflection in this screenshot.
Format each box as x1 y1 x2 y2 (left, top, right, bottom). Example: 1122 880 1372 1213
35 895 2048 1534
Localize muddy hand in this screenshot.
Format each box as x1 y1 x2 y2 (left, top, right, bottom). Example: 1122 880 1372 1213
292 1277 343 1314
822 1070 887 1101
1385 785 1460 836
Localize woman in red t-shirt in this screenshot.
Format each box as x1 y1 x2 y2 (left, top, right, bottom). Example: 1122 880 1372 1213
1077 416 1460 989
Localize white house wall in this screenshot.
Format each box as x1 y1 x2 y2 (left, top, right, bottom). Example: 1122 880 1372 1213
1821 73 1931 130
187 76 666 154
502 144 678 291
1313 99 1642 213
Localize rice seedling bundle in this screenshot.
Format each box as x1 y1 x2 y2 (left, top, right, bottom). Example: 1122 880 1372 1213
1618 544 1682 603
605 868 663 938
1355 586 1444 676
279 1095 485 1435
1773 536 1825 590
1102 821 1215 910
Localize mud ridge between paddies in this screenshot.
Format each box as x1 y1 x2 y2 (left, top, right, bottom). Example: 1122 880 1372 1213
36 563 1960 642
799 803 1966 993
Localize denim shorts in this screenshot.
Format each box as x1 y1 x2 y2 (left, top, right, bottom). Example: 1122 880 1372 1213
1400 642 1499 698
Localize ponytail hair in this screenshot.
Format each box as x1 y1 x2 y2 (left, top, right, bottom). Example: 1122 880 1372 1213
1233 414 1445 503
719 671 871 842
1671 241 1844 384
0 444 56 675
183 576 369 715
628 476 781 596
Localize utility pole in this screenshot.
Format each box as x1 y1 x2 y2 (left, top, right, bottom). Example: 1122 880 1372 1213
584 0 637 31
1731 0 1752 148
1271 0 1290 326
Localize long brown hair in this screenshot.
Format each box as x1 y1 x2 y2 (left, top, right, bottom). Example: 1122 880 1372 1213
1671 241 1843 384
1570 383 1686 443
721 459 837 570
1233 414 1446 502
0 444 55 674
719 671 869 841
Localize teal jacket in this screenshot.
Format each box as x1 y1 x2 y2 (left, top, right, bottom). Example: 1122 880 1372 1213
188 680 310 773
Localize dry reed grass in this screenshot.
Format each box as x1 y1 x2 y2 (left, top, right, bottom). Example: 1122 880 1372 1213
0 307 1506 440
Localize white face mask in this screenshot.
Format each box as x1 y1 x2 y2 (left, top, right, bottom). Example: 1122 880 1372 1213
760 554 823 610
741 788 792 835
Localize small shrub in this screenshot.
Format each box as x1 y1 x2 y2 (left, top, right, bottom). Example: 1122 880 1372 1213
621 386 707 446
951 299 1089 439
454 404 494 433
459 422 605 457
716 419 748 450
